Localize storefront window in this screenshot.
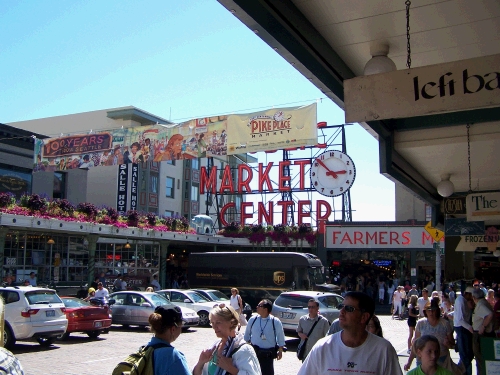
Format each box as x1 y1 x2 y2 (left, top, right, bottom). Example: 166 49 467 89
0 168 31 199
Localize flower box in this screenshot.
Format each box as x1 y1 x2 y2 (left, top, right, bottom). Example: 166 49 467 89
0 213 33 227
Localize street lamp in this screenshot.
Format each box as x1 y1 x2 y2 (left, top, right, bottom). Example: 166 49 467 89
47 238 55 284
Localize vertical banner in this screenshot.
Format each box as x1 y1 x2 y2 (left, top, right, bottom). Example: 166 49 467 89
130 164 139 211
117 164 128 215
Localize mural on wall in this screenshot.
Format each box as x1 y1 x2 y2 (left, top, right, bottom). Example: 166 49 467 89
32 103 317 171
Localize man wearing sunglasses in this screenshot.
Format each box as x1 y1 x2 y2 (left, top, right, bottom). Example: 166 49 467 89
244 299 286 375
298 291 402 375
296 299 330 361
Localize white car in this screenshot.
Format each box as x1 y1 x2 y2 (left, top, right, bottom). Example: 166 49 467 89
271 291 344 332
0 286 68 348
157 289 219 326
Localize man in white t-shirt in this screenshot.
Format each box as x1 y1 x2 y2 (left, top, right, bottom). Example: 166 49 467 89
298 291 402 375
94 282 109 301
392 286 404 319
417 288 429 318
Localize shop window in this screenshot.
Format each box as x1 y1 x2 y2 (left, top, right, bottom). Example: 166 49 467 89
150 175 158 193
191 158 199 170
53 172 66 199
191 185 198 201
166 177 174 198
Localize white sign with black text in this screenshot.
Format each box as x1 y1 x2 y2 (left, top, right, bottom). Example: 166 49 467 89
344 54 500 122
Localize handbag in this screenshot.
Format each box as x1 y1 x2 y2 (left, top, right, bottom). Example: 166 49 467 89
297 317 320 360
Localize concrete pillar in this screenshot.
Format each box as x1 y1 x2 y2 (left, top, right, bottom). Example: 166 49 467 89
159 241 170 289
86 235 99 286
0 228 9 279
410 249 417 286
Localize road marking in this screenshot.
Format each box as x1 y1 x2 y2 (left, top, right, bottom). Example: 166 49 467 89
82 357 118 363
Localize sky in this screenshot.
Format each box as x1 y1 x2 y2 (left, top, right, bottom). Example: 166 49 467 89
0 0 395 222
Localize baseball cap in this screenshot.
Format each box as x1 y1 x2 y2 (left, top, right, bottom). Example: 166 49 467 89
465 287 474 294
412 284 416 287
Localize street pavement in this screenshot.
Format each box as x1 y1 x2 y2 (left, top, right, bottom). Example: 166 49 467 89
11 314 477 375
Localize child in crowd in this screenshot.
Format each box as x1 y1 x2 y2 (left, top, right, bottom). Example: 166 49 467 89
407 335 452 375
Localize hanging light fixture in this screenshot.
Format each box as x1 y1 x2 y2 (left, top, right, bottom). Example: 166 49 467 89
437 174 455 197
47 238 55 245
125 241 131 249
363 43 397 76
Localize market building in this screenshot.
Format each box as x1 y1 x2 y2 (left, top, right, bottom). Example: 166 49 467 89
0 107 256 288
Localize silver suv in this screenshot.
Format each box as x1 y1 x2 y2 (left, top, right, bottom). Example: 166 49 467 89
271 291 343 332
0 286 68 349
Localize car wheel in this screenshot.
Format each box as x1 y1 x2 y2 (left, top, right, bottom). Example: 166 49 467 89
86 331 101 339
37 337 55 346
57 332 70 341
198 311 210 326
4 324 16 349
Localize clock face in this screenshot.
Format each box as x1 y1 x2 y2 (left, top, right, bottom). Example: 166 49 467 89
310 150 356 197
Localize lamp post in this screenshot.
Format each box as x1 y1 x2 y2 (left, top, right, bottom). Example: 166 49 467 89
47 238 55 284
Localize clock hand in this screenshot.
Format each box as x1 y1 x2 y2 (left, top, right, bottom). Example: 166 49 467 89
316 159 338 179
331 170 347 175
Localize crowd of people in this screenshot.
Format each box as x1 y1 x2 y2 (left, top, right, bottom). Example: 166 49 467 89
3 276 498 375
185 280 495 375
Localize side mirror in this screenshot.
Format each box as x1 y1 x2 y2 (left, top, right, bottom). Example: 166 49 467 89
184 299 192 303
141 302 152 307
108 298 116 306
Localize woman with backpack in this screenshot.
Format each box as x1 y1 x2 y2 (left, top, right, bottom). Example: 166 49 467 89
193 304 261 375
147 306 191 375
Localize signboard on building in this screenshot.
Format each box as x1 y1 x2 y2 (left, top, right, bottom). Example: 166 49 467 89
324 225 441 249
466 191 500 221
454 226 499 252
443 196 467 215
33 103 317 170
344 54 500 123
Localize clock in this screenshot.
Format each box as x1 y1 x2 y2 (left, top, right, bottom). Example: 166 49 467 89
310 150 356 197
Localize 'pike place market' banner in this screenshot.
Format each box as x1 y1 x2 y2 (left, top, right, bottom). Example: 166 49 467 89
33 103 317 171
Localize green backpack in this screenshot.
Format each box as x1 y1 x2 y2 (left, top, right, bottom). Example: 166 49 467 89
112 342 170 375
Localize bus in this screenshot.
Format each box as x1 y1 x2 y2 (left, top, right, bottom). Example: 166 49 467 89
188 252 339 309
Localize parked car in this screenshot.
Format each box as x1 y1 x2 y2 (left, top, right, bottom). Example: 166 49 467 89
0 286 68 349
193 288 253 321
58 297 112 340
108 291 199 329
271 291 344 332
156 289 218 326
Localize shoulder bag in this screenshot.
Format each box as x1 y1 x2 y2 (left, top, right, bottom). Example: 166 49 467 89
297 317 320 360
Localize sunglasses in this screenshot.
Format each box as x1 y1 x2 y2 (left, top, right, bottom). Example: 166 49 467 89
338 304 362 313
257 304 264 308
307 305 317 309
473 285 479 287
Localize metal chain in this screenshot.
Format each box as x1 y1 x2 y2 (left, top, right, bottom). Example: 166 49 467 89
466 123 472 193
405 0 411 69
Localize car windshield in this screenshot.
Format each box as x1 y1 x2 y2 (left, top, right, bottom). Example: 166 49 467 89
62 298 91 308
150 293 172 307
25 290 62 305
208 291 229 301
310 267 324 284
186 291 210 303
318 295 343 308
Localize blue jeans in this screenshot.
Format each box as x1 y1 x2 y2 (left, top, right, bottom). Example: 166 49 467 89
454 326 473 375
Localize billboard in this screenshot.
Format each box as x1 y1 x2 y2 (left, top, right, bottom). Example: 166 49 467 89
33 103 317 171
